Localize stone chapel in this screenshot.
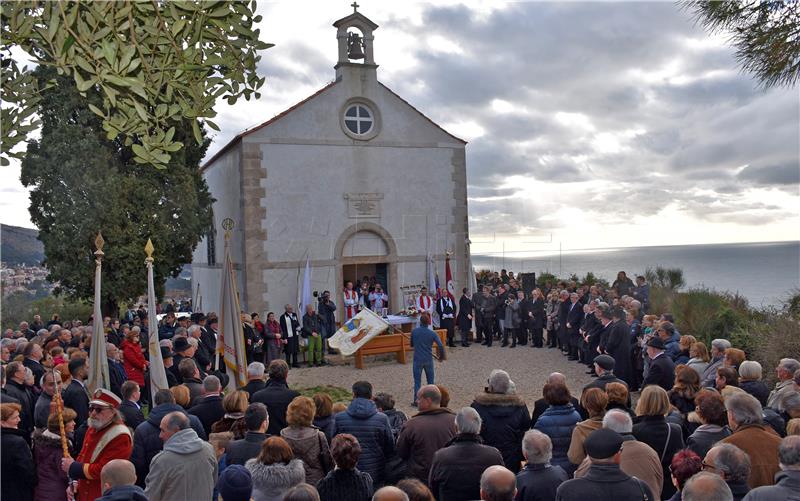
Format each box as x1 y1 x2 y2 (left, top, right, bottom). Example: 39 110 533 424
192 8 470 317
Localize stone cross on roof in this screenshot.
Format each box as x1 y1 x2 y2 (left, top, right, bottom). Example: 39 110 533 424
351 2 359 13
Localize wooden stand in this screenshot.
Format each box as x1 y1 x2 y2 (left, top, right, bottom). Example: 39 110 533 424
353 329 446 369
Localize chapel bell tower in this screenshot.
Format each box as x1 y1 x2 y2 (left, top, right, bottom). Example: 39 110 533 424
333 3 379 82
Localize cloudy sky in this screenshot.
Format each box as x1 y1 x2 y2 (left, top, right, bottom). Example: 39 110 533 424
3 1 799 256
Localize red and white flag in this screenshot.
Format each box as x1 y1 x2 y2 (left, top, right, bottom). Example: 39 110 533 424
444 254 455 299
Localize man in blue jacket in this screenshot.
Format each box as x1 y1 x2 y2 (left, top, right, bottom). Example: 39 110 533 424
410 312 446 406
331 381 395 487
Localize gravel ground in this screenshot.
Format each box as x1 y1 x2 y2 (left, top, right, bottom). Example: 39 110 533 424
287 343 595 416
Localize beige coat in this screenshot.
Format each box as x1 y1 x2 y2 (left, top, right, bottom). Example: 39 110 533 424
567 417 603 465
575 436 664 500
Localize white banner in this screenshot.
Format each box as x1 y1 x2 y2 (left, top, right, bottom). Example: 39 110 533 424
218 238 248 390
328 307 389 356
87 238 110 394
146 243 168 402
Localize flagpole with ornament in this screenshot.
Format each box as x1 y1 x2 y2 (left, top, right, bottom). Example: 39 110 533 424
217 218 248 391
145 239 169 403
86 232 110 394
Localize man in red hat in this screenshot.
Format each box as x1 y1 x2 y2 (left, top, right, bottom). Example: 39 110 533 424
62 388 133 501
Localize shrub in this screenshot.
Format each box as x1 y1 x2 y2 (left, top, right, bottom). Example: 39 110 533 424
537 272 559 288
747 315 800 385
645 266 686 290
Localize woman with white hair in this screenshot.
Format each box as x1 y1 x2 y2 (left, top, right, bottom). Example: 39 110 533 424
738 360 770 407
470 370 531 473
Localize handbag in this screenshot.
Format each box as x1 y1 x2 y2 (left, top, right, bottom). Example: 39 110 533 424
317 431 333 473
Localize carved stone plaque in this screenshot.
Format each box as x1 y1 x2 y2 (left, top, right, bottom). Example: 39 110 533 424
344 193 383 218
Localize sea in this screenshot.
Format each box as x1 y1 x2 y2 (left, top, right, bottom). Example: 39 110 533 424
472 241 800 308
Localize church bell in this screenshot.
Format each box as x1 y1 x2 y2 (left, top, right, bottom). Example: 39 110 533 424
347 32 365 60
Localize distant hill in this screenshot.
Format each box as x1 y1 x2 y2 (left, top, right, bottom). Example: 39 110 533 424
1 224 44 266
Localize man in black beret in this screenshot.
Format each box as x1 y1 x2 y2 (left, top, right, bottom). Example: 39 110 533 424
582 355 631 406
555 429 654 501
642 337 675 392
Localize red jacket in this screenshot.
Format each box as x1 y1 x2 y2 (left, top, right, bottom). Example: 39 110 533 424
121 339 147 386
73 423 132 501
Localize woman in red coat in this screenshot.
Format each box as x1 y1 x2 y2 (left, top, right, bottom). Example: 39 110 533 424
121 330 148 386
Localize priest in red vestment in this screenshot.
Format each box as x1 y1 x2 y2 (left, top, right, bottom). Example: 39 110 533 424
61 389 133 501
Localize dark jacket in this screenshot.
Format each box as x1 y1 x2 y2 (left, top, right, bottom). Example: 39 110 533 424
429 433 504 501
741 470 800 501
5 378 36 437
531 396 586 424
251 379 301 436
740 380 771 407
643 353 676 391
34 392 53 430
556 463 653 501
516 462 569 501
383 408 407 442
533 403 582 474
686 424 731 458
632 415 685 499
107 359 127 397
226 431 269 466
301 313 324 338
119 400 145 430
331 398 395 485
471 391 532 473
188 394 225 437
313 415 335 444
240 379 267 400
603 320 633 385
23 358 46 390
457 295 474 332
583 373 631 406
316 468 373 501
96 485 149 501
33 430 68 501
396 407 457 482
130 403 207 486
317 298 337 337
61 379 90 428
728 479 751 501
1 426 37 501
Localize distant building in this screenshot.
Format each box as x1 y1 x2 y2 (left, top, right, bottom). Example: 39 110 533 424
192 8 470 316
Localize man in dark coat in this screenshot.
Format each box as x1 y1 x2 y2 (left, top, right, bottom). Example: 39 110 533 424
600 307 633 386
62 358 91 428
317 291 337 354
471 369 531 473
457 287 474 347
106 344 128 398
331 380 395 486
187 375 225 436
642 337 675 391
3 361 36 439
516 429 569 501
239 362 267 399
565 293 584 360
251 360 300 436
582 355 631 407
22 342 46 390
556 291 571 352
555 429 654 501
397 385 457 482
279 305 301 368
429 406 504 501
119 381 145 430
528 290 546 348
130 389 206 486
225 403 270 466
474 286 497 345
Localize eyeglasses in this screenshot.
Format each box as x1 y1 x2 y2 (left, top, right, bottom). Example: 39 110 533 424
88 406 108 414
701 461 717 471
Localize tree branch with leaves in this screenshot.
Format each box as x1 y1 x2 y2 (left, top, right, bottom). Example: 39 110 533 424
1 0 272 167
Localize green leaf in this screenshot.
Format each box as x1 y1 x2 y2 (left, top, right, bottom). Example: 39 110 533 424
74 72 94 92
87 103 105 117
191 120 201 144
171 19 186 37
74 55 95 75
132 100 148 121
61 35 76 55
101 40 117 66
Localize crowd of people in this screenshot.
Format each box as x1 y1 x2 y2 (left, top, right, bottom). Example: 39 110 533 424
2 267 800 501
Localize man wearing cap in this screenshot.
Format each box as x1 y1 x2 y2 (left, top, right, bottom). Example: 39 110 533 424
555 429 654 501
161 346 179 387
582 355 631 406
61 388 134 501
642 337 675 391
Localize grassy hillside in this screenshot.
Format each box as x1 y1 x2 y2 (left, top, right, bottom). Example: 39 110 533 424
1 224 44 266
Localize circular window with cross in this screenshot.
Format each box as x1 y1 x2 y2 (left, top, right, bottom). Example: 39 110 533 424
341 99 380 140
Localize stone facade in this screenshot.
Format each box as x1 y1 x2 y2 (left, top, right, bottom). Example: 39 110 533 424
192 10 470 318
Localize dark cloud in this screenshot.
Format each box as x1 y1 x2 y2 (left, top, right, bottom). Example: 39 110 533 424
738 164 800 185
